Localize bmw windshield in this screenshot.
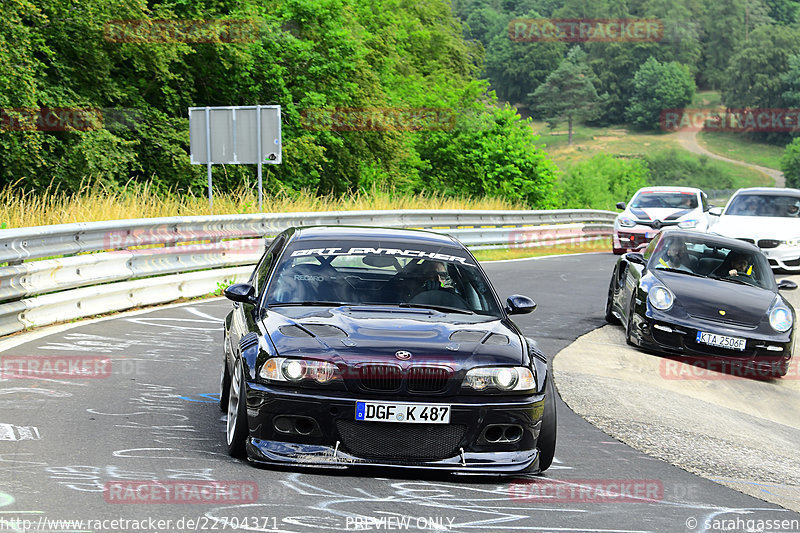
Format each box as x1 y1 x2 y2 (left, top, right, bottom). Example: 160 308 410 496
264 239 503 316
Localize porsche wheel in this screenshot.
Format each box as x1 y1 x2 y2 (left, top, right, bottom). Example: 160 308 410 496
625 294 637 347
604 273 618 324
226 360 248 458
537 375 558 473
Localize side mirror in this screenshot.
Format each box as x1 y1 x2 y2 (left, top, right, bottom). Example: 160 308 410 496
625 252 646 266
778 279 797 291
616 202 626 210
506 294 536 315
224 283 257 304
708 207 723 216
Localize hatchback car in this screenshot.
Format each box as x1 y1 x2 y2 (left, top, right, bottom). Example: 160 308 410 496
708 187 800 271
221 226 557 474
605 229 796 377
613 186 711 254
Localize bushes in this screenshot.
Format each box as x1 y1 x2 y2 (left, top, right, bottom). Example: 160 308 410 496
780 138 800 188
559 154 649 210
644 149 733 189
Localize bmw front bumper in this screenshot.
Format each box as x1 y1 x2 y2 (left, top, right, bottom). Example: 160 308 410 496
241 383 546 474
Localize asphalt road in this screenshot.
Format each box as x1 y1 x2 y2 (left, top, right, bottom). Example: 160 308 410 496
0 253 797 533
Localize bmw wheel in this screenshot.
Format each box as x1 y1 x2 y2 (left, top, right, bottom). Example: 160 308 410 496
226 360 248 458
537 375 558 473
219 360 230 412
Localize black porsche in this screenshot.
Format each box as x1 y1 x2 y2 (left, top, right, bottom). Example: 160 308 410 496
605 228 797 377
220 226 557 474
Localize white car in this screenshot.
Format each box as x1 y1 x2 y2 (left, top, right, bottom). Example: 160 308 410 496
613 186 711 254
708 187 800 271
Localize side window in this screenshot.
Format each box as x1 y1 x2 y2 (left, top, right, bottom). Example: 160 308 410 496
643 232 662 262
251 236 285 294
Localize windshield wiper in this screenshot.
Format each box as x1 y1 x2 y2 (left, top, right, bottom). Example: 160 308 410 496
653 267 705 278
707 275 753 287
398 303 475 315
268 301 348 307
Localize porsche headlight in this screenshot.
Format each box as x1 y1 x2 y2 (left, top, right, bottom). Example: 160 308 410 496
769 306 793 332
678 219 699 229
648 286 674 311
618 216 636 228
259 357 339 384
463 367 535 392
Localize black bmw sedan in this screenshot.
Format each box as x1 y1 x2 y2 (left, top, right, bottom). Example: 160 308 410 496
605 228 797 377
220 226 556 474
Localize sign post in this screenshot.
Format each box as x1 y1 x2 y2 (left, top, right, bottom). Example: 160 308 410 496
189 105 281 211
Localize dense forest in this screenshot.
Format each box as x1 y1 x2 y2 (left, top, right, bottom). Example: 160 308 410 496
2 0 799 208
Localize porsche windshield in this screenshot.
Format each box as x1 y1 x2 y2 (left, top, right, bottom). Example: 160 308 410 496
264 240 503 316
650 235 775 290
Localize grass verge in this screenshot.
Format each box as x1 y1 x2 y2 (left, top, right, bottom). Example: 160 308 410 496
473 239 611 261
696 131 785 171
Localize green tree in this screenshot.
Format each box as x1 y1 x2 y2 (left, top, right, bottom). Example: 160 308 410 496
722 24 800 110
484 16 566 104
530 47 604 144
625 57 695 131
780 137 800 187
700 0 772 89
765 0 800 24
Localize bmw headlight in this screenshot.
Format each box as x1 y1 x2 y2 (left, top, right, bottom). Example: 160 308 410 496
618 216 636 228
260 357 340 384
783 239 800 247
769 306 793 332
648 286 674 311
678 219 699 229
463 367 535 392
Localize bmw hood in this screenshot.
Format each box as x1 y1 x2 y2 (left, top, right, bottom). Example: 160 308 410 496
653 271 775 326
262 306 526 368
712 215 800 240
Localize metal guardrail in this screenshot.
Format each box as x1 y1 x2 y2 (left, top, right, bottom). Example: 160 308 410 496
0 209 616 336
